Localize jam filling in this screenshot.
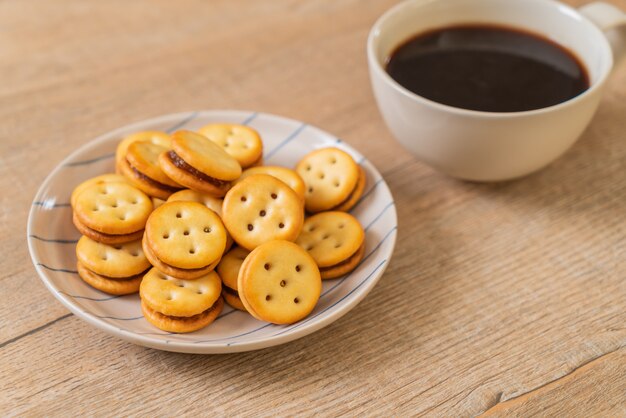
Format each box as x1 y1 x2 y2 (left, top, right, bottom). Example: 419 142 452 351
319 245 364 272
127 161 181 193
167 151 229 188
222 286 239 297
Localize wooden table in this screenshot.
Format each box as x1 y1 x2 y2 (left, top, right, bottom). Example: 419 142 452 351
2 0 625 415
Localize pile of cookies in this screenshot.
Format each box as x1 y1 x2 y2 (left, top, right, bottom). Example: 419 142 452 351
70 124 366 333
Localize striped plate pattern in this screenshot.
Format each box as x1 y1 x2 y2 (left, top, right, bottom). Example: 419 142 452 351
27 110 397 353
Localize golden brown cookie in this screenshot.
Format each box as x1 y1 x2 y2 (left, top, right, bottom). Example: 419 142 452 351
144 201 227 277
70 174 128 209
73 182 152 243
142 234 220 280
159 130 242 197
238 240 321 324
76 236 150 278
76 261 144 295
115 131 171 172
152 197 166 209
167 189 233 251
296 211 365 279
296 148 365 213
216 246 250 311
234 166 306 202
140 268 223 332
222 174 304 251
197 123 263 168
119 141 182 200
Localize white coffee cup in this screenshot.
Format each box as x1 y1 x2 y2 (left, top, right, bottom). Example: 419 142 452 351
367 0 626 181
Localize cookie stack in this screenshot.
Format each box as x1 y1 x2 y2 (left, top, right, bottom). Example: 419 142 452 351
70 123 367 333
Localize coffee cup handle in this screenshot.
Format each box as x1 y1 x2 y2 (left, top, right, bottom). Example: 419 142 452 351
579 2 626 64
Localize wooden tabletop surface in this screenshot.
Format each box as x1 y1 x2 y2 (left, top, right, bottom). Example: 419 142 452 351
1 0 625 416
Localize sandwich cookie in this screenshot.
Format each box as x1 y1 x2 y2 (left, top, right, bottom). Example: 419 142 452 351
119 141 182 200
143 201 227 279
296 147 365 213
198 123 263 168
140 268 223 333
159 130 242 197
115 131 171 173
167 189 233 251
71 174 128 209
72 182 153 244
216 246 250 311
238 240 321 324
75 236 150 295
234 165 306 202
222 174 304 251
296 211 365 279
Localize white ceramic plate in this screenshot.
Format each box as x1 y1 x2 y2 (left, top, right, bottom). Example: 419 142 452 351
27 110 397 354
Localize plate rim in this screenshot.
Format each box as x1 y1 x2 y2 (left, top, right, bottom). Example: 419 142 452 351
27 109 397 354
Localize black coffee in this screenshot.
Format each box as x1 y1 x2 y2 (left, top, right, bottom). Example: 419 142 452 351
385 25 589 112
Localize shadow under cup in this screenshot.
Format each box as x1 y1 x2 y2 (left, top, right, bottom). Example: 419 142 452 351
368 0 614 181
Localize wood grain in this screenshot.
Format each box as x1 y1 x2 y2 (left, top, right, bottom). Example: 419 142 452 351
1 0 625 416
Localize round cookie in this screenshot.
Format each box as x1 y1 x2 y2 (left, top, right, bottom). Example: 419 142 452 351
73 182 153 242
216 246 250 311
119 141 181 200
296 147 363 213
140 268 223 333
73 212 145 245
295 211 365 278
76 261 144 295
144 201 227 270
142 234 220 280
159 130 241 197
167 189 233 252
222 174 304 251
70 174 128 209
238 240 321 324
141 297 223 333
235 166 306 202
115 131 171 171
332 166 366 212
198 123 263 168
76 236 150 278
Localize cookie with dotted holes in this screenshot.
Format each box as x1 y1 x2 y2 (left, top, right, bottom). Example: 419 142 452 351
235 166 306 202
144 201 227 271
167 188 234 252
216 246 250 311
77 261 144 295
142 235 221 280
76 235 150 278
296 147 364 213
119 141 181 200
222 174 304 251
115 131 171 172
70 174 129 209
140 268 223 332
238 240 321 324
296 212 365 279
159 130 242 197
198 123 263 168
73 182 153 244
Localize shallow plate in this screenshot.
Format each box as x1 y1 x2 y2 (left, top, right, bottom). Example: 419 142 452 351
27 110 397 353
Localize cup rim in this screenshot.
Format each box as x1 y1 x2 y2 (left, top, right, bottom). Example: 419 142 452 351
367 0 614 118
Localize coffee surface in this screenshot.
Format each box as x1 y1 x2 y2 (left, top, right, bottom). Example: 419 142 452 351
385 25 589 112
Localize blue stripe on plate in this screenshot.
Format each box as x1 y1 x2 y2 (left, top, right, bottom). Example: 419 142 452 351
32 201 71 208
58 291 121 302
93 314 143 321
364 202 394 231
29 235 79 244
165 111 199 133
264 123 307 160
63 153 115 167
241 112 258 125
37 263 78 274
